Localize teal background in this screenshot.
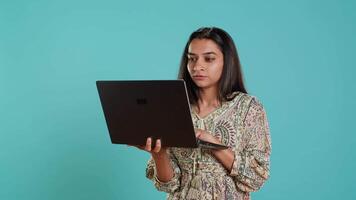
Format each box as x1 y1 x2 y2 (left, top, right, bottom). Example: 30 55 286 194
1 0 355 199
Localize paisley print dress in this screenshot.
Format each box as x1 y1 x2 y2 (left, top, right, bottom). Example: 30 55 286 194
146 92 271 200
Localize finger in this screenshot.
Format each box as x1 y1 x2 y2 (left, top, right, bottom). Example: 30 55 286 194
195 130 201 138
153 139 161 153
145 137 152 151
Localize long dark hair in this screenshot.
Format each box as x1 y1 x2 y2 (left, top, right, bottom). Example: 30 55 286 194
178 27 247 106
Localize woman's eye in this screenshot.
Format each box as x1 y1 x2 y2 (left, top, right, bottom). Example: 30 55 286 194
205 57 215 62
188 57 197 62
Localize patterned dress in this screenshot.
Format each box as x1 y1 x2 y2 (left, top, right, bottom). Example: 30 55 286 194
146 92 271 200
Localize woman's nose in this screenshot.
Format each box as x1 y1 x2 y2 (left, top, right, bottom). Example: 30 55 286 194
193 60 205 71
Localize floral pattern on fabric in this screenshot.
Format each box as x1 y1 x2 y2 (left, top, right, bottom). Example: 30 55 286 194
146 92 272 200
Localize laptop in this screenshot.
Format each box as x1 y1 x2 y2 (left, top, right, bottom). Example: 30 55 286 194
96 80 228 150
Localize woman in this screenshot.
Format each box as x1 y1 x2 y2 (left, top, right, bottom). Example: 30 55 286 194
140 27 271 200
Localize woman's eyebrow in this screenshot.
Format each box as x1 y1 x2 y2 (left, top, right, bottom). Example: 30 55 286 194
202 52 217 55
187 52 217 55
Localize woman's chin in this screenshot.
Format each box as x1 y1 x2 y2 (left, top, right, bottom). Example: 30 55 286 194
193 81 207 88
194 82 215 89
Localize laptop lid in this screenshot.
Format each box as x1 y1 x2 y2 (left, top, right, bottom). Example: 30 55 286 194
96 80 199 148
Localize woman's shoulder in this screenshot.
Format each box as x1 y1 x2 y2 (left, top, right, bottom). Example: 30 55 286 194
229 92 266 116
227 91 259 105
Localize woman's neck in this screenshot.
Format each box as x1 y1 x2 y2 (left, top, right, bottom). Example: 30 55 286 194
198 86 220 108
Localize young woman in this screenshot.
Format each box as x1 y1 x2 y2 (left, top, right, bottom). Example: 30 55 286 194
138 27 271 200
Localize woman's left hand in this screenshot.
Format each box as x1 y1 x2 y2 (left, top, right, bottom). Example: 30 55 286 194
195 129 221 144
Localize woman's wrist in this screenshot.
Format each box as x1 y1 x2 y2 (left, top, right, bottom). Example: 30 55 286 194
151 148 168 160
211 148 235 172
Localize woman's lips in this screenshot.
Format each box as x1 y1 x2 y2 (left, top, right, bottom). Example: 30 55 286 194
192 75 207 80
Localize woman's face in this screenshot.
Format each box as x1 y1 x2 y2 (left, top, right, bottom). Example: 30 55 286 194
187 39 224 90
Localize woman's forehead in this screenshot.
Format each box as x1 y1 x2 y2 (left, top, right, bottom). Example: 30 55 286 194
188 39 221 55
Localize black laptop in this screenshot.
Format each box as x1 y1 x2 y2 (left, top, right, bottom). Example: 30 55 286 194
96 80 228 149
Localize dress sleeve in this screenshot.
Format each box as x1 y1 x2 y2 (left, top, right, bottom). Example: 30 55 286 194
229 97 272 192
145 148 181 193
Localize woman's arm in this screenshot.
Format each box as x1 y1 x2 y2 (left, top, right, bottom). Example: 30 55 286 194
141 138 174 182
195 97 271 192
144 138 182 193
229 98 271 192
195 130 235 172
211 147 235 172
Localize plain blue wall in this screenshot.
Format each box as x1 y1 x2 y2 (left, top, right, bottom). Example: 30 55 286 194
1 0 355 199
